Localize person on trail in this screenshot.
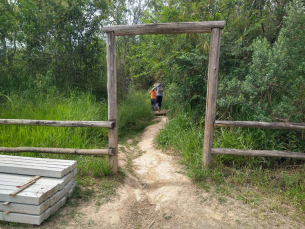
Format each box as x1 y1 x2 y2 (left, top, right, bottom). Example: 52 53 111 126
153 83 166 112
149 84 157 111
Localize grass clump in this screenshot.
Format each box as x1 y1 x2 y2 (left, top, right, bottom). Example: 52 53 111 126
156 109 305 216
0 90 153 181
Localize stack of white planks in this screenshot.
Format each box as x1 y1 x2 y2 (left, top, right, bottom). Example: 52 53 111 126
0 155 77 225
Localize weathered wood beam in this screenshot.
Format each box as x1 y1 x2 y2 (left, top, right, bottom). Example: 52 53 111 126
202 28 222 169
106 31 119 173
103 21 225 36
212 148 305 159
0 147 114 155
0 119 115 128
215 120 305 130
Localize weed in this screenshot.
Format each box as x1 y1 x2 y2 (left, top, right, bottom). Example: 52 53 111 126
199 196 208 204
218 196 227 204
135 222 142 229
163 215 172 220
87 219 95 227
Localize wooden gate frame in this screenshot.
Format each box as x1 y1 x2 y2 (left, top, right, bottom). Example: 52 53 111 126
103 21 305 170
103 21 225 172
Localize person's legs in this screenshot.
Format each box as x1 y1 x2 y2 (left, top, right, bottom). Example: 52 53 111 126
151 99 156 111
156 96 162 111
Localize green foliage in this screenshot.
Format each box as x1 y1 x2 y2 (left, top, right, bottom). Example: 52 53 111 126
219 1 305 123
0 0 109 97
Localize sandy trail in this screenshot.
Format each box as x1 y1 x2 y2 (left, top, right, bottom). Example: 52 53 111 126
59 117 303 229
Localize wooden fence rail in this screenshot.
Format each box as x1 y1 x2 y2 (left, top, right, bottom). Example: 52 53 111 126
0 119 115 128
0 147 114 155
212 148 305 159
214 120 305 130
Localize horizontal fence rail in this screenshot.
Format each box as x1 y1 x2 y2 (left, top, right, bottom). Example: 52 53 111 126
214 120 305 130
212 148 305 159
103 21 225 36
0 119 115 128
0 147 114 155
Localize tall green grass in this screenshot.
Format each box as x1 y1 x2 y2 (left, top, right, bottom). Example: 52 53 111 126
156 109 305 212
0 90 154 183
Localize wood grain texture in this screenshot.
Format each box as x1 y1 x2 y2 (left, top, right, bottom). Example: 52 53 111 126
202 28 222 169
0 147 114 156
106 32 118 173
103 21 225 36
212 148 305 159
0 119 115 128
215 120 305 130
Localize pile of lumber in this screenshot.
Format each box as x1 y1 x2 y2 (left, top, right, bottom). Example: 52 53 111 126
0 155 77 225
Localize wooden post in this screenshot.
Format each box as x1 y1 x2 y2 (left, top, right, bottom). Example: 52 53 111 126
106 32 118 173
202 28 222 169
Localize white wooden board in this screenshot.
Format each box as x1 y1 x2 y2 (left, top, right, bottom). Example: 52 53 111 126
0 170 76 205
0 183 76 225
0 155 77 177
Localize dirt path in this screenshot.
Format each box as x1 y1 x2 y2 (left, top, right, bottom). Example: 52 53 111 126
57 117 303 229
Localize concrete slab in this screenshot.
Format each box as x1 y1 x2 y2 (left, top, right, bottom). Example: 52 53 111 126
0 185 74 225
0 181 77 215
0 168 76 190
0 171 76 205
0 155 76 165
0 163 68 178
0 155 77 177
49 177 75 206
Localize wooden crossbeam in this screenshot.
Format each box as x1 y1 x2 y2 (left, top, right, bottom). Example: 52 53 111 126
212 148 305 159
0 119 115 128
103 21 225 36
214 120 305 130
0 147 114 155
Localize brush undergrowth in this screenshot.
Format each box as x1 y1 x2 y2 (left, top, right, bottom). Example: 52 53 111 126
0 90 153 185
156 109 305 216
